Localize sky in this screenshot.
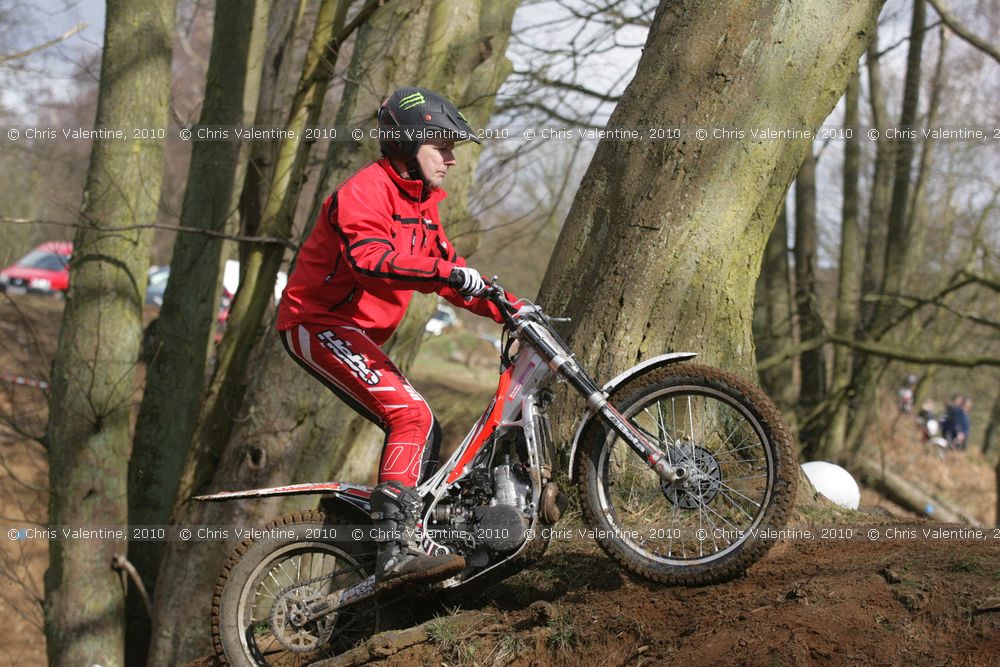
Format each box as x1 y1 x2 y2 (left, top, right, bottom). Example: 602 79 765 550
1 0 105 118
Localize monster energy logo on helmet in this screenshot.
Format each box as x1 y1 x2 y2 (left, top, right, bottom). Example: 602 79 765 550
397 91 426 110
377 86 481 160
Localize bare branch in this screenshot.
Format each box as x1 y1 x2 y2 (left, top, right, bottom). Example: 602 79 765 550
827 334 1000 368
512 70 622 103
0 216 298 251
927 0 1000 65
758 334 1000 371
0 23 89 66
493 101 603 129
963 269 1000 292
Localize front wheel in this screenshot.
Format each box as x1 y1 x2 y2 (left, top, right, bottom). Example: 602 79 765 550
576 363 797 585
212 510 379 665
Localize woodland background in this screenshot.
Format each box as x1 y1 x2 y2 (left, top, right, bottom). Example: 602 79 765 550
0 0 998 665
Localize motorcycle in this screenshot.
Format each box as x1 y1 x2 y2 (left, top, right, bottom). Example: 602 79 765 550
198 280 798 665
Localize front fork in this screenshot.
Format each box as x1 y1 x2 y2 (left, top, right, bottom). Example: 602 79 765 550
593 400 687 484
516 322 685 484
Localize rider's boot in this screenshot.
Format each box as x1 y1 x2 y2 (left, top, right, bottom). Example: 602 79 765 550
370 481 465 592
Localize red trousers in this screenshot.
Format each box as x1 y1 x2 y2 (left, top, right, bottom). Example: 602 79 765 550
280 323 438 486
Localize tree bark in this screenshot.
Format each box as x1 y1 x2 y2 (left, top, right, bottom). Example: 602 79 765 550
794 149 827 456
819 72 862 463
236 0 310 270
43 1 175 665
127 5 259 660
537 0 882 445
902 26 947 292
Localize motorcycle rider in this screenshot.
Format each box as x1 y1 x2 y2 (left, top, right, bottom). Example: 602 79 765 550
277 87 514 591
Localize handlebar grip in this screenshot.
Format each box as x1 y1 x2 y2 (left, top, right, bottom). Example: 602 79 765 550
447 268 465 291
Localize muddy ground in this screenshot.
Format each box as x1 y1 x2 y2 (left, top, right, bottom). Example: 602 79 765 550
1 293 998 666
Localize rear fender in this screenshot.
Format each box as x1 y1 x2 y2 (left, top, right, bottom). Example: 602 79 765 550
566 352 697 483
193 481 373 520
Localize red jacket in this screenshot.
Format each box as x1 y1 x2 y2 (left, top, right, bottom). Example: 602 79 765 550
277 158 506 345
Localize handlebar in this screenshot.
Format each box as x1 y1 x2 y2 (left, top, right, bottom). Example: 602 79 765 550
447 272 570 330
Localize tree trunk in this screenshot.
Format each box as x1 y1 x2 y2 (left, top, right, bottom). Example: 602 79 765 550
860 27 892 330
794 149 827 456
126 4 258 660
754 204 795 410
983 389 1000 463
236 0 310 270
902 26 947 292
819 72 862 463
538 0 882 447
876 0 926 324
856 457 981 526
43 1 175 665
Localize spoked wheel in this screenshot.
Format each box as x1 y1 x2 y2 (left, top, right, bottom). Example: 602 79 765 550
213 511 379 665
577 364 797 585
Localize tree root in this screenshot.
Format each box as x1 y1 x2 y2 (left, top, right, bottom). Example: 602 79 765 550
310 610 493 667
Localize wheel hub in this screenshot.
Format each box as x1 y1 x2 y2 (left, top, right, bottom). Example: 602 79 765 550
660 444 722 509
270 584 336 653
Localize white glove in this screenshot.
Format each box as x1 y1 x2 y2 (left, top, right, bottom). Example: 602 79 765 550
449 267 486 298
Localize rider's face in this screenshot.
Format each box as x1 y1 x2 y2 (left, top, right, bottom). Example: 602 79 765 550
416 140 456 190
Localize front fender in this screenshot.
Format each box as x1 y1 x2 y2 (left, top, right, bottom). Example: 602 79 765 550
566 352 697 483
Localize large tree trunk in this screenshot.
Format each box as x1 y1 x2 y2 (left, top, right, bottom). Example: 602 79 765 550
818 72 862 463
538 0 882 448
43 1 175 665
794 149 827 456
754 204 795 411
126 4 259 660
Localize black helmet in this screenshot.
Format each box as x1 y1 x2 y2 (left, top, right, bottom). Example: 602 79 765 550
377 87 480 159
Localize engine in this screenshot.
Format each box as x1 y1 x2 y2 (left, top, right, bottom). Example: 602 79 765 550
428 456 532 566
472 461 531 553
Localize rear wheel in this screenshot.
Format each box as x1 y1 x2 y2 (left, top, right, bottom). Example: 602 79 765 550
576 364 797 585
212 510 379 665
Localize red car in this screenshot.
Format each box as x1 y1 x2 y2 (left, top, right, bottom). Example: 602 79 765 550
0 241 73 296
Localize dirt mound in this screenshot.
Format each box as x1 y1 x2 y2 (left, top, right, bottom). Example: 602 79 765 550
373 531 999 666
